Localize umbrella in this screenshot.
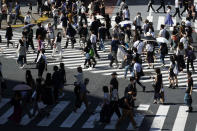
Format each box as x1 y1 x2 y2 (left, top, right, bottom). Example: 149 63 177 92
22 24 35 29
119 20 133 27
141 36 156 41
156 37 169 44
13 84 32 91
96 15 104 19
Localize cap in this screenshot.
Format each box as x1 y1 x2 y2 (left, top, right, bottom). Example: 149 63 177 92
111 72 118 75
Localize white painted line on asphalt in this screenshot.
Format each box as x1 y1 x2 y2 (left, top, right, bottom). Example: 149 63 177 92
60 103 87 128
20 109 38 125
172 106 188 131
104 112 119 129
37 101 69 126
0 107 14 124
82 106 102 128
127 104 150 130
150 105 170 131
0 98 10 109
157 16 165 30
195 124 197 131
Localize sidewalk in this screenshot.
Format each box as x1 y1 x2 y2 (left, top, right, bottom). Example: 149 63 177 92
0 6 49 29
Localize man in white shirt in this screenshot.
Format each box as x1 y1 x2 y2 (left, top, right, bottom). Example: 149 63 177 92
173 0 181 19
90 31 100 58
180 33 188 49
123 6 130 20
133 39 144 55
24 11 31 24
80 2 87 25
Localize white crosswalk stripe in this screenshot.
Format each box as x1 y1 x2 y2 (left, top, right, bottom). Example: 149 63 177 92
0 99 193 130
1 29 197 91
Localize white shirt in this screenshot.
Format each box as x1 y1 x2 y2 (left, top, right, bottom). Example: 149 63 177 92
36 53 47 64
24 15 31 24
175 0 179 8
123 9 130 19
81 6 86 14
133 40 144 55
180 37 188 49
146 43 154 52
90 34 97 44
133 62 141 73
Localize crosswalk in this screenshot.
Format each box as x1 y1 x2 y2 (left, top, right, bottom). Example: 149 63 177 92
0 98 196 130
0 30 197 91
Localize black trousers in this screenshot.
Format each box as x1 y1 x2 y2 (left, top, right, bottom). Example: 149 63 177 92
173 8 181 18
27 38 35 51
148 3 155 12
187 59 194 71
135 73 145 89
156 3 166 12
181 5 189 15
109 101 121 119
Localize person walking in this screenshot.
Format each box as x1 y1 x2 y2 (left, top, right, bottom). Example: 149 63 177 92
124 48 133 79
109 35 120 68
27 26 35 53
16 39 27 68
109 72 121 120
8 92 22 125
116 77 137 130
133 58 146 92
98 24 106 51
184 71 193 112
59 63 66 98
52 66 60 103
173 0 182 19
13 2 24 25
181 0 189 16
90 30 100 58
168 55 179 88
186 45 195 72
156 0 166 13
165 6 174 27
147 0 155 12
36 49 47 78
5 24 13 48
52 32 63 59
65 23 77 49
122 5 130 20
152 68 164 104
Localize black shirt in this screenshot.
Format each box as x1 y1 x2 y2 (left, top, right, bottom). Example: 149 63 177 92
110 78 118 90
186 77 193 93
99 27 106 39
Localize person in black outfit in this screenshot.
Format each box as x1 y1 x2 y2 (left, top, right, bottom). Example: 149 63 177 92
5 24 13 48
36 23 46 40
65 23 77 49
90 17 101 37
115 12 121 24
147 0 155 12
156 0 166 13
109 72 121 120
181 0 189 16
27 26 35 52
37 0 42 14
184 71 193 112
105 14 112 39
52 66 60 102
173 2 182 19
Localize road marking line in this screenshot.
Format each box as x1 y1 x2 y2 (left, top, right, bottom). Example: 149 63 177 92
37 101 69 126
127 104 150 130
172 106 188 131
60 103 87 128
0 98 10 109
150 105 170 131
82 106 102 128
0 107 14 124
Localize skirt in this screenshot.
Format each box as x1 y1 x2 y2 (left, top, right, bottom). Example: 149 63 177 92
165 14 174 26
147 51 154 63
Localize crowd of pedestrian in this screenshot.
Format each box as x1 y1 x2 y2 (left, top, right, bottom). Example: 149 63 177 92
0 0 196 129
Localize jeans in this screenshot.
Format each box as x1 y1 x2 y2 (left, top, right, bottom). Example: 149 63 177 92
110 51 119 67
99 38 105 51
184 93 192 107
124 65 133 78
17 55 26 66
